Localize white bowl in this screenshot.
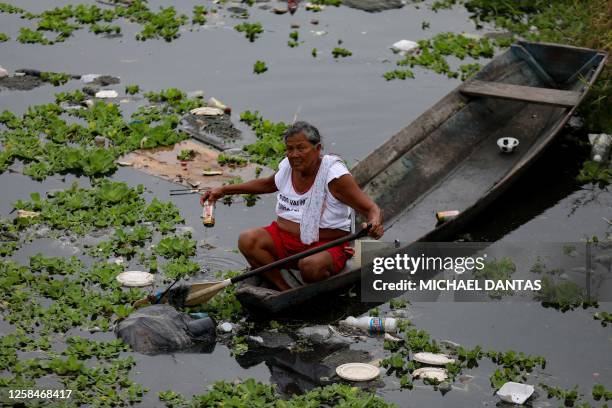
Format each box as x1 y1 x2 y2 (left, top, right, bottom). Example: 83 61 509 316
496 381 535 405
497 137 519 153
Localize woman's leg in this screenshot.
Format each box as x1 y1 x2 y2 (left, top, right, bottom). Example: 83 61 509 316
238 227 291 291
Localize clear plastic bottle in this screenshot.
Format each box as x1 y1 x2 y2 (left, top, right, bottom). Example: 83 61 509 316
339 316 398 334
202 200 215 227
588 133 612 162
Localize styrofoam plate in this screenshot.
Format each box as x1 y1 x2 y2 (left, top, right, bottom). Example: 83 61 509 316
413 352 455 365
496 382 535 405
336 363 380 382
116 271 155 287
412 367 448 381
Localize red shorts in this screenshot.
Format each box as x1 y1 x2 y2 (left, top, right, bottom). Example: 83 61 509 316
263 221 353 274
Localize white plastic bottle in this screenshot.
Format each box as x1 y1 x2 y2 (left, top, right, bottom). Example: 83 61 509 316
339 316 398 334
588 133 612 162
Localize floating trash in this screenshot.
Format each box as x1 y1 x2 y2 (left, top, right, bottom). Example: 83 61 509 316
95 90 118 98
496 382 535 405
202 170 224 176
412 367 448 381
272 7 287 14
413 352 455 365
497 137 519 153
336 363 380 381
116 271 155 287
16 210 40 219
391 39 419 55
81 74 101 83
190 107 224 116
0 66 8 78
218 322 233 333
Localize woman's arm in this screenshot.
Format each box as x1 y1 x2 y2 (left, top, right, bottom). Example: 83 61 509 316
200 175 278 205
328 174 384 239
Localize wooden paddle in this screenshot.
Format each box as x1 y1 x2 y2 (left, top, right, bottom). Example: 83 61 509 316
133 224 372 308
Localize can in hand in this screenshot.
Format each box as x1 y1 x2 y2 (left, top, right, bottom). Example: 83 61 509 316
202 200 215 227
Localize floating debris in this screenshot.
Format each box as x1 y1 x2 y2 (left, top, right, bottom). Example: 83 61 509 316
190 107 225 116
391 39 419 55
336 363 380 382
496 382 535 405
218 322 234 333
16 209 40 219
588 133 612 162
116 271 155 287
412 367 448 381
413 352 455 365
272 7 288 14
0 66 8 78
95 90 119 98
203 170 224 176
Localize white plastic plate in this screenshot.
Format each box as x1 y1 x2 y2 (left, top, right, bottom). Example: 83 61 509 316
413 352 455 365
116 271 155 287
336 363 380 382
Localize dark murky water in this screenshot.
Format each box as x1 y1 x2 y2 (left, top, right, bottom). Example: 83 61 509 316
1 0 610 406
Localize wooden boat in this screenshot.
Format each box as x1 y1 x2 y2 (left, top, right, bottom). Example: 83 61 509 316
235 41 608 313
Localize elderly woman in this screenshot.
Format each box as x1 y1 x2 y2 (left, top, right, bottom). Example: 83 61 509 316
200 121 383 291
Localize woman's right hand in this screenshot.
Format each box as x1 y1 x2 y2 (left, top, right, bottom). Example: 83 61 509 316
200 187 225 206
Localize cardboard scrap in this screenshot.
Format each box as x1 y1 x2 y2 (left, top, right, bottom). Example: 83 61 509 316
117 139 272 189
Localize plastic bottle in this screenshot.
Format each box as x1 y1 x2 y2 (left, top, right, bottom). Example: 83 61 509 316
202 200 215 227
588 133 612 162
339 316 398 334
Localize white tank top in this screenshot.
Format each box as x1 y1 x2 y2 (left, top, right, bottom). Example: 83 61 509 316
274 157 352 231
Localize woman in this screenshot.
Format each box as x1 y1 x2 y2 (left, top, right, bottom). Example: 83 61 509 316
200 121 383 291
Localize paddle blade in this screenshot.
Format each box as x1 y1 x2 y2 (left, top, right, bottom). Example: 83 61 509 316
185 280 231 306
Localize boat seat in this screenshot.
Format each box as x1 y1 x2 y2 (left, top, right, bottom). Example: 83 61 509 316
460 80 581 108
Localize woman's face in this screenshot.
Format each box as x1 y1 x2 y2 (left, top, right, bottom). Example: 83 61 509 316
285 132 321 173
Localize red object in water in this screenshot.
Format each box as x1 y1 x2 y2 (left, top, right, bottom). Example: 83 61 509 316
288 0 298 14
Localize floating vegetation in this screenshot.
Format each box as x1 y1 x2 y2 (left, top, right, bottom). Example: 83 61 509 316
383 69 415 81
593 311 612 327
177 148 197 161
0 2 194 44
240 110 288 169
332 47 352 58
386 32 496 81
312 47 318 57
539 384 581 407
235 22 264 42
592 384 612 401
310 0 342 5
253 60 268 74
288 30 299 47
125 84 140 95
158 380 394 407
218 153 247 167
472 257 516 299
192 5 208 25
577 160 611 186
382 321 546 394
12 181 183 235
0 32 8 42
40 71 72 86
0 87 203 180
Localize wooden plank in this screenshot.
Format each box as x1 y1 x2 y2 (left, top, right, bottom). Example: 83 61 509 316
460 80 581 107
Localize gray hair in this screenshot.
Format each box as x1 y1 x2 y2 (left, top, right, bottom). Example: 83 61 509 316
283 121 321 145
